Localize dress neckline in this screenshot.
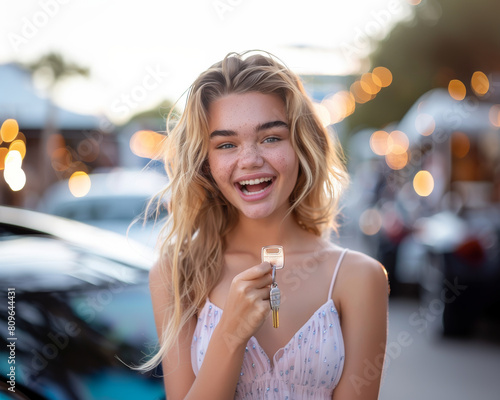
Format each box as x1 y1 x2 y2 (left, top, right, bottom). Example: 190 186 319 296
204 297 339 370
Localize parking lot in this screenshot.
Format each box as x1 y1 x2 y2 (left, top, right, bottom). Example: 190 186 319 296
380 297 500 400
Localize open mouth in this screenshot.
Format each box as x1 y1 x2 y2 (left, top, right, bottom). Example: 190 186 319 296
237 177 274 195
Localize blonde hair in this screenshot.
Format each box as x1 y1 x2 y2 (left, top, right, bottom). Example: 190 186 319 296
142 51 348 370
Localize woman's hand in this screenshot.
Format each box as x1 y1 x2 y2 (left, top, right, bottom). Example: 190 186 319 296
217 262 273 349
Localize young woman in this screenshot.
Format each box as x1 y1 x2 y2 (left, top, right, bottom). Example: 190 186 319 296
147 51 389 399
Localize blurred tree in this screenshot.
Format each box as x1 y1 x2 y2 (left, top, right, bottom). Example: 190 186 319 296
24 53 90 187
25 52 89 87
347 0 500 131
128 99 176 123
127 99 178 133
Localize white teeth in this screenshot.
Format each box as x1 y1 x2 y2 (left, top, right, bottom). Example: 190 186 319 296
238 177 272 186
241 187 267 196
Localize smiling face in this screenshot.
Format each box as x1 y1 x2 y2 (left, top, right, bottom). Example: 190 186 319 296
207 92 299 221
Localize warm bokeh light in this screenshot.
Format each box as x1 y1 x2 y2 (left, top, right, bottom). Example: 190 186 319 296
388 130 409 154
322 91 357 124
51 147 73 171
9 140 26 160
448 79 466 101
15 131 26 143
360 73 381 95
451 131 470 158
415 113 436 136
413 170 434 197
46 133 66 155
385 150 408 170
5 150 22 170
359 208 383 236
130 130 165 159
4 167 26 191
407 0 422 4
370 130 392 156
372 67 392 87
471 71 489 96
1 119 19 143
321 97 340 124
313 102 331 127
68 171 91 197
489 105 500 127
350 80 373 104
0 147 8 170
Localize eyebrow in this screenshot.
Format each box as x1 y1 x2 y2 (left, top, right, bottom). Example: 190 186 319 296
209 120 288 139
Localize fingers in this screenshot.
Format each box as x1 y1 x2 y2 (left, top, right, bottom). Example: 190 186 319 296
235 261 273 281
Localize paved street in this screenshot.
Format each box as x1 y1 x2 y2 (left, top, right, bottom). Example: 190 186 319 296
380 297 500 400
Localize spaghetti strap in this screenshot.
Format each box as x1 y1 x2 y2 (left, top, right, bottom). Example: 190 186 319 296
327 248 348 301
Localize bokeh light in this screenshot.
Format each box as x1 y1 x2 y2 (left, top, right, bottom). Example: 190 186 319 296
68 171 91 198
313 102 331 127
415 113 436 136
451 131 470 158
388 130 409 154
3 149 26 191
46 133 66 155
15 131 26 144
372 67 393 87
9 140 26 160
350 80 374 104
360 73 381 95
51 148 73 171
4 167 26 191
1 119 19 143
385 150 408 170
471 71 489 96
130 130 165 159
0 147 8 170
370 130 392 156
489 105 500 127
5 150 22 170
322 91 357 124
448 79 466 101
407 0 422 5
359 208 382 236
413 170 434 196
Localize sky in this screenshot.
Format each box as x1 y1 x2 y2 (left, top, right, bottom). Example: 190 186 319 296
0 0 414 124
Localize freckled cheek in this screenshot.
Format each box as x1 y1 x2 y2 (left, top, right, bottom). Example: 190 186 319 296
271 150 299 177
208 158 234 187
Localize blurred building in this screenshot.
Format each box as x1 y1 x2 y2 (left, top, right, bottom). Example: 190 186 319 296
0 63 117 207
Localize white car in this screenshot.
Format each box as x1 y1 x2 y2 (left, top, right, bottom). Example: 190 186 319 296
38 169 169 248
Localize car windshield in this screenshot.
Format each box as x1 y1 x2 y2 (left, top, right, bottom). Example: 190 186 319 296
55 196 151 222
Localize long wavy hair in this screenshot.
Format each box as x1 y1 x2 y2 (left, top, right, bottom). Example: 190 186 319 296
142 51 349 371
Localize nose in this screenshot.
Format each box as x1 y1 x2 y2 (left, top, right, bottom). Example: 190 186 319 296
238 143 264 169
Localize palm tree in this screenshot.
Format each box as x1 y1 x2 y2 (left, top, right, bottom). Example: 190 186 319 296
24 52 90 187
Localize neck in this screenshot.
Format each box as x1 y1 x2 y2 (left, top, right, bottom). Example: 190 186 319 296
227 211 304 254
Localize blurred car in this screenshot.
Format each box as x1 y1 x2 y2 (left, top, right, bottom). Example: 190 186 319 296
37 169 169 248
0 206 164 400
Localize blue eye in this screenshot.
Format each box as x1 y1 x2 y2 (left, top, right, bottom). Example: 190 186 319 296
264 137 280 143
217 143 235 149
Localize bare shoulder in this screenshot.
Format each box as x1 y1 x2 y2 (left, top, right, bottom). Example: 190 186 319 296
149 257 171 288
335 249 389 306
342 249 388 282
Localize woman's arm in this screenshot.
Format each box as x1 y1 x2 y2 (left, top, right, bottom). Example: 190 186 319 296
332 251 389 400
149 260 273 400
